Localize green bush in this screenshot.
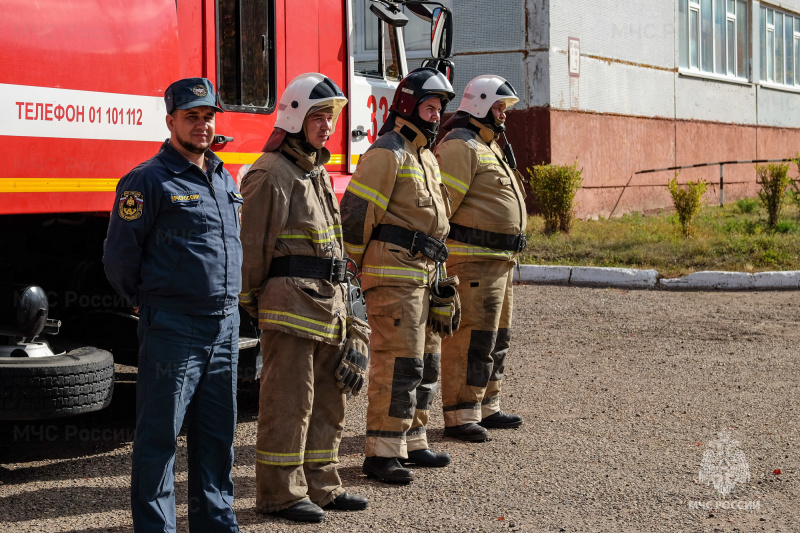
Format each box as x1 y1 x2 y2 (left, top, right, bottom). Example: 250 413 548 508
527 161 583 234
774 219 799 234
756 162 790 229
667 173 708 237
735 197 759 214
788 187 800 213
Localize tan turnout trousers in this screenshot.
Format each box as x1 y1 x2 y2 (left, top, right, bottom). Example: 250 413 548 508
440 261 513 426
364 286 441 457
255 330 345 512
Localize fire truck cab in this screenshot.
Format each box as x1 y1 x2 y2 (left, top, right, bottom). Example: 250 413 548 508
0 0 453 420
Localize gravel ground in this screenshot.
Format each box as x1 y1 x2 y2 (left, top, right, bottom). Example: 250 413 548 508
1 285 799 533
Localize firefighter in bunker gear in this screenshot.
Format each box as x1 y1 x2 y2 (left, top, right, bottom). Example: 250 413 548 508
238 73 367 523
434 75 528 442
340 68 456 482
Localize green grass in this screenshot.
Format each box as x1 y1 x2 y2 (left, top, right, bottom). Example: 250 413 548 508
519 201 800 277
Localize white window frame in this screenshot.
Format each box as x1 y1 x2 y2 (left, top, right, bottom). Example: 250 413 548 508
680 0 749 81
726 2 736 76
759 5 800 89
353 0 451 61
353 0 382 62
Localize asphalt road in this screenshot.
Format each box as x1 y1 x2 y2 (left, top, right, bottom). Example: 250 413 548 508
1 285 799 532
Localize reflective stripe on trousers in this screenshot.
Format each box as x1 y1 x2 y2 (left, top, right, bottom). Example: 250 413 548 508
255 330 346 513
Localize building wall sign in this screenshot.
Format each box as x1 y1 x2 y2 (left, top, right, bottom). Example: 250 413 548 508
569 37 580 77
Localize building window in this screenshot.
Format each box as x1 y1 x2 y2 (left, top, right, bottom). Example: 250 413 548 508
760 5 800 86
679 0 748 79
216 0 276 113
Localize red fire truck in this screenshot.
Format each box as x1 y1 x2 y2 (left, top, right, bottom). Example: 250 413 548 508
0 0 453 420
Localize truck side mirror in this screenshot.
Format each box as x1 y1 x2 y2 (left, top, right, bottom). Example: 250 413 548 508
431 7 453 59
370 1 409 27
421 58 454 84
405 3 433 22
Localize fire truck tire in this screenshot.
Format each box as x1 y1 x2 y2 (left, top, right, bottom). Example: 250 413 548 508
0 344 114 420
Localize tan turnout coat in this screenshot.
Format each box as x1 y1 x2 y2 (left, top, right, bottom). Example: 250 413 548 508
239 137 346 345
434 118 527 266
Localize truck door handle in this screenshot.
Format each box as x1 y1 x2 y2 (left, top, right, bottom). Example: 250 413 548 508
211 135 234 149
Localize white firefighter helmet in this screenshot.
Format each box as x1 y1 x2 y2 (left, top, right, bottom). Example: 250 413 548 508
457 75 519 118
275 73 348 134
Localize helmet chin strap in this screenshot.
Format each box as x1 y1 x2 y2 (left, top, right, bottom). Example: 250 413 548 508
478 108 505 134
409 109 440 144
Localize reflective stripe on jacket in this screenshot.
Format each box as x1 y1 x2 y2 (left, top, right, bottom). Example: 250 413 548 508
239 138 346 345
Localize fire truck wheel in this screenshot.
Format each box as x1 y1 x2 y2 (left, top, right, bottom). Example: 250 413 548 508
0 343 114 420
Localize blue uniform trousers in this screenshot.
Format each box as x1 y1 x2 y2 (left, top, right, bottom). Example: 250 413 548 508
131 306 240 533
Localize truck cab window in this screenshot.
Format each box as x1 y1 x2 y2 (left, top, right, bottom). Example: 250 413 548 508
217 0 276 113
353 0 401 80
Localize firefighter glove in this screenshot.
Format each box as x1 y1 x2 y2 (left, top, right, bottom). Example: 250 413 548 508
335 315 371 396
428 275 461 337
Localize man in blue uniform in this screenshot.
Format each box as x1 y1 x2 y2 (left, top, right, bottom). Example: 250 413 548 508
103 77 243 533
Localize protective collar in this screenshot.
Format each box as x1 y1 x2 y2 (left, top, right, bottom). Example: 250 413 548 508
409 110 439 145
477 110 506 135
467 118 498 144
393 117 429 149
279 136 330 173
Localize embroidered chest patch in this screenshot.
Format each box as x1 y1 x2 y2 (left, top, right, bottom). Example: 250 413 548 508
118 191 144 221
170 192 201 205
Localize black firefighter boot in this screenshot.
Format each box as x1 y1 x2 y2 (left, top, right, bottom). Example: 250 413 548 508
270 500 326 523
362 456 415 483
400 448 451 467
479 411 523 429
444 423 489 442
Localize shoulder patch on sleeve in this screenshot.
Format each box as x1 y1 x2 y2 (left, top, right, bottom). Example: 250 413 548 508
442 127 478 144
367 131 406 164
118 191 144 221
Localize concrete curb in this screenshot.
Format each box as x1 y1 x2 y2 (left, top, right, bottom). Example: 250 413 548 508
514 265 800 290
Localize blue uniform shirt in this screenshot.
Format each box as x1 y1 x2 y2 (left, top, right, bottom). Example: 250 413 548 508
103 141 244 315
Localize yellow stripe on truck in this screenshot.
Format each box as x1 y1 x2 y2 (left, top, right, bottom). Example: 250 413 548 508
217 153 347 166
1 154 349 193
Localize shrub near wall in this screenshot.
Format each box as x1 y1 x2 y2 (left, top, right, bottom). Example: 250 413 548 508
667 173 707 237
756 162 790 230
527 162 583 234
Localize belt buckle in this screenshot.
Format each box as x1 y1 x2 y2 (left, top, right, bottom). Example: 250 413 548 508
410 231 423 255
515 234 527 253
328 256 338 282
330 257 348 283
434 238 449 262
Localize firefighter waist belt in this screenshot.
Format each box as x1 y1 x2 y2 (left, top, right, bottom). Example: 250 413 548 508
448 223 527 253
268 255 349 283
371 224 449 263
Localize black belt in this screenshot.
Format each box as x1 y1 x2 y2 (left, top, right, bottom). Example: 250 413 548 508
371 224 449 262
448 223 527 252
268 255 348 283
